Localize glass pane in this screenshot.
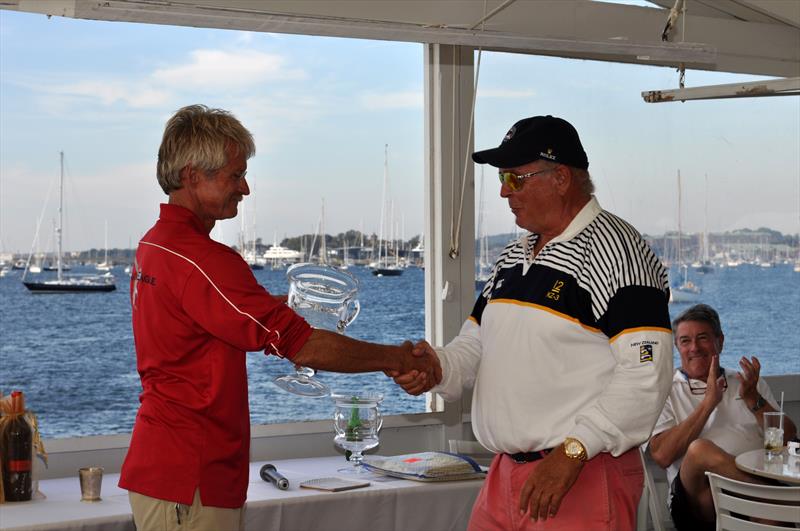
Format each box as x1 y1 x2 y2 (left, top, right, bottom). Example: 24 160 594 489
0 13 425 438
474 51 800 375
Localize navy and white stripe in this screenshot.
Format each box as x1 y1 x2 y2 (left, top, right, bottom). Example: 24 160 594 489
481 210 668 322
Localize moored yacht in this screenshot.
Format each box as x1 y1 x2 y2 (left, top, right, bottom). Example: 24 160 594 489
22 152 116 294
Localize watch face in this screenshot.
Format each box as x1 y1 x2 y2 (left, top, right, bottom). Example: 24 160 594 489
564 439 586 459
566 441 580 455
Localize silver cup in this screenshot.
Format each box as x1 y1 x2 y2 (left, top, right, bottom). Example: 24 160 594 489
79 466 103 502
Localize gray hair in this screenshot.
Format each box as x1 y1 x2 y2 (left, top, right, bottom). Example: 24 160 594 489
571 167 595 195
673 303 723 338
547 163 595 196
156 104 255 194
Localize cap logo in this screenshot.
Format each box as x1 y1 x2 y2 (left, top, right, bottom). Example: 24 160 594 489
502 126 517 143
540 147 556 161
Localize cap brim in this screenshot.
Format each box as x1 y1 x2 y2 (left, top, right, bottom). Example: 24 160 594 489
472 146 540 168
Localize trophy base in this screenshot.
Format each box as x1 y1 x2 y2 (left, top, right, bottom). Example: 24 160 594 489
273 375 331 397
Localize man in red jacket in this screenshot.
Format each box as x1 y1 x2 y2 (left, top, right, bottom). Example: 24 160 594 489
119 104 439 531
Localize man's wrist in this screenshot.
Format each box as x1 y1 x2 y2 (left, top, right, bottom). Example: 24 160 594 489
749 395 766 412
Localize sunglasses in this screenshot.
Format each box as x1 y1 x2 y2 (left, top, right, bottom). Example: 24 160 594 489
498 167 556 192
680 368 728 395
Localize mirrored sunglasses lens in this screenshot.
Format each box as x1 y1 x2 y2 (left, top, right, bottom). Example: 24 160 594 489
499 172 519 190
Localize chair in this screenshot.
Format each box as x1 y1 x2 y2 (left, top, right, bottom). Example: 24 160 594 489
447 439 495 466
638 446 670 531
705 471 800 530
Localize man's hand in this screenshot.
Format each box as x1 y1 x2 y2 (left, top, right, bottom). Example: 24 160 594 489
388 341 442 396
518 448 584 521
702 354 725 409
736 355 761 403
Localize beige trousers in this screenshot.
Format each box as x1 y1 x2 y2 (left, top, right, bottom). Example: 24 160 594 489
128 489 244 531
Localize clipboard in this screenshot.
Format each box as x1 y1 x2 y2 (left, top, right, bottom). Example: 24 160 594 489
299 477 371 492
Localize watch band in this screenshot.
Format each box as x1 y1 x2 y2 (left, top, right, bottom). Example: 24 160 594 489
751 395 766 412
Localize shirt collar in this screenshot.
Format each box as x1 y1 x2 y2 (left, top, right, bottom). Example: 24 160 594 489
158 203 208 234
517 196 602 249
549 196 601 244
675 367 726 384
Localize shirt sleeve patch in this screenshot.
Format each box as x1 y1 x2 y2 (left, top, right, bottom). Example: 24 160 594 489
639 344 654 363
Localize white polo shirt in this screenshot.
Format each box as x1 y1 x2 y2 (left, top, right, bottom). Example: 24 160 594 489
652 367 778 487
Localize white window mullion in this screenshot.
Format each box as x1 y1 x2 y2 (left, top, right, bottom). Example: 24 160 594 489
423 43 477 444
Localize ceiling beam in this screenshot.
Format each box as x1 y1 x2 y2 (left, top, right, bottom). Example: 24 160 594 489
642 76 800 103
5 0 799 77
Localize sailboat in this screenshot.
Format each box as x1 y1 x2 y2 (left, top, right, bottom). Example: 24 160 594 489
692 174 714 274
340 238 350 270
475 167 490 290
372 144 403 277
306 198 329 265
23 152 116 293
96 220 113 271
670 170 700 304
240 184 264 269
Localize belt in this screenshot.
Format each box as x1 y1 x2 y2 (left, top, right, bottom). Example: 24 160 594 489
508 449 552 464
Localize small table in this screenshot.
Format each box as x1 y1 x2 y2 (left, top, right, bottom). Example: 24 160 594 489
735 448 800 485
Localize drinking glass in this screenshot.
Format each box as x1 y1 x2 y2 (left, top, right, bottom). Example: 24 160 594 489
78 467 103 502
332 393 383 473
764 411 785 457
273 263 360 397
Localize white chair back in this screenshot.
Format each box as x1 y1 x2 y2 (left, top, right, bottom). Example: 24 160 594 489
705 471 800 530
638 446 669 531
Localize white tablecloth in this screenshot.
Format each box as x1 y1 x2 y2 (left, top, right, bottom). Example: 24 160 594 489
0 456 484 531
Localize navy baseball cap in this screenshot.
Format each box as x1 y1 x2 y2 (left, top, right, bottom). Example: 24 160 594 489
472 115 589 170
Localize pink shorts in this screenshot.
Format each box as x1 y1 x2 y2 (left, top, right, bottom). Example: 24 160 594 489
468 448 643 531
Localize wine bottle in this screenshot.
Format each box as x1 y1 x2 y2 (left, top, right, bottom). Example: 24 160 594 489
2 391 32 502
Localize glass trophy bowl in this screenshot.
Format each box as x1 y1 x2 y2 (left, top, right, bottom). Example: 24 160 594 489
273 263 360 397
332 392 383 473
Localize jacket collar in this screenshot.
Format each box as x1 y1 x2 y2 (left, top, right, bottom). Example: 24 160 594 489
159 203 208 234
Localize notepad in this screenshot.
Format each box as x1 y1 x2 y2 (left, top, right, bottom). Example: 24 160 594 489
299 477 371 492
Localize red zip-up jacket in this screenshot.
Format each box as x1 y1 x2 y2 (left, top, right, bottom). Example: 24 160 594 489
119 204 312 507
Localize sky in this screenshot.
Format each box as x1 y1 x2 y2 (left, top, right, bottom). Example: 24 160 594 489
1 9 798 254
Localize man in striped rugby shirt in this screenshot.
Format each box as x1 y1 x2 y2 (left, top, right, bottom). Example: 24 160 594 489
393 115 673 530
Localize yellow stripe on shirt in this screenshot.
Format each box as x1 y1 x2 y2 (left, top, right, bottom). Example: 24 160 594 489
488 298 603 334
609 326 672 344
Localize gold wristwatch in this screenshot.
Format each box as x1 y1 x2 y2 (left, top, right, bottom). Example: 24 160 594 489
563 437 588 461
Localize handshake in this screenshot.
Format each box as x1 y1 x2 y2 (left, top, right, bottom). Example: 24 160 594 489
387 341 442 396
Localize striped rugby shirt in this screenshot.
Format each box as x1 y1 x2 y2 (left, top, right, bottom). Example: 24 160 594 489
432 197 673 458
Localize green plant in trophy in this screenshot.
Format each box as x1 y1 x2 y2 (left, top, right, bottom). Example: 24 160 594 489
344 397 362 461
345 397 362 442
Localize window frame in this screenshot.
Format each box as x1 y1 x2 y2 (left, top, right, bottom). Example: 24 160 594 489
37 43 480 478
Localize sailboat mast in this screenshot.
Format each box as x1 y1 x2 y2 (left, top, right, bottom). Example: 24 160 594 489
703 174 709 263
320 198 327 264
377 144 388 267
677 170 683 268
390 200 396 267
57 151 64 281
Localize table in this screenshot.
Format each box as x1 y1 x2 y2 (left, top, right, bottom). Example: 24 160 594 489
735 448 800 485
0 456 484 531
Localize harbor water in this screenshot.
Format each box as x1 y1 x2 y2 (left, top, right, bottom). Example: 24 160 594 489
0 262 798 439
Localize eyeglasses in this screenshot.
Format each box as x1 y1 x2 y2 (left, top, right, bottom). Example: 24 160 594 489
498 168 556 192
681 368 728 395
